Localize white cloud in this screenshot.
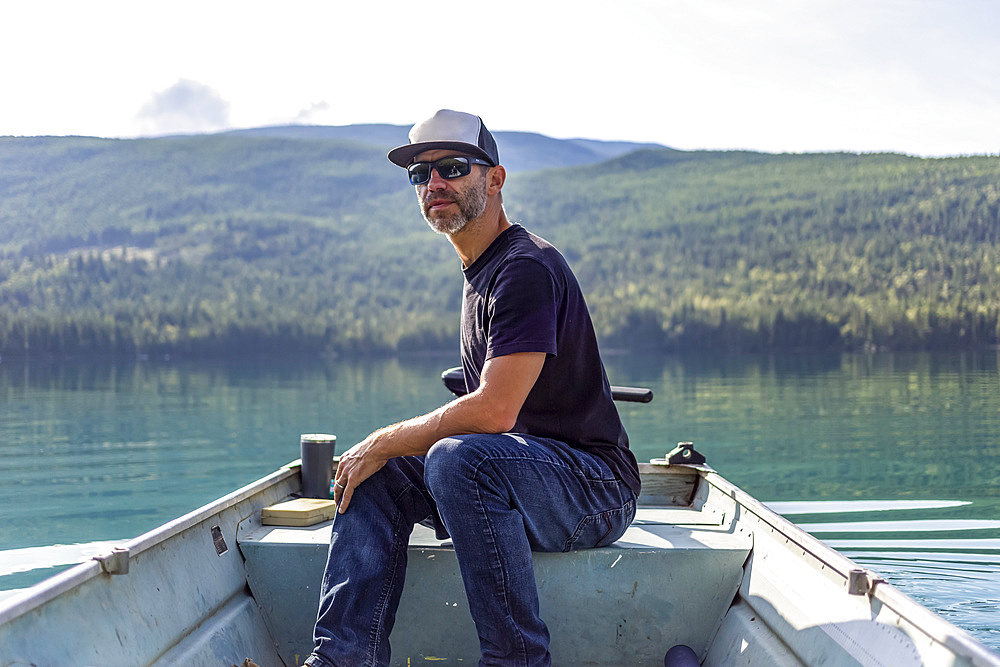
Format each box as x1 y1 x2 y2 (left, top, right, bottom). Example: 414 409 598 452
134 79 231 136
292 101 333 125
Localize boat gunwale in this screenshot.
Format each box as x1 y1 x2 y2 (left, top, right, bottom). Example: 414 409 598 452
0 462 299 627
702 469 1000 666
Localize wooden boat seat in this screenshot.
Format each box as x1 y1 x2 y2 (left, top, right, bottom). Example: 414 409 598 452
238 503 752 666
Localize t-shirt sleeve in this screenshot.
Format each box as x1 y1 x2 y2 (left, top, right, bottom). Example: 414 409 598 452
485 258 559 360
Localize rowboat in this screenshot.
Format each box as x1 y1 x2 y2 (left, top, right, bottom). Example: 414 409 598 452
2 376 999 666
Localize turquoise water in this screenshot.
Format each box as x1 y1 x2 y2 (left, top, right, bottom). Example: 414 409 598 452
1 351 998 651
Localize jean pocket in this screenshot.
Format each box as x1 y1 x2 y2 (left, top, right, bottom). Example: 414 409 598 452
563 498 635 552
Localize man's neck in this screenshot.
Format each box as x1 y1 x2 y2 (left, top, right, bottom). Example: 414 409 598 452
448 202 511 268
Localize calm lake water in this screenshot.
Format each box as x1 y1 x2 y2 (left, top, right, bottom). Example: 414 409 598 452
1 351 998 651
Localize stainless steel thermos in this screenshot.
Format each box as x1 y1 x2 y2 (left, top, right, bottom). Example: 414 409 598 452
300 433 337 498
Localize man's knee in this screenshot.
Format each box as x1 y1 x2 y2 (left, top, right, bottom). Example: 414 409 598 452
424 434 501 500
425 435 471 487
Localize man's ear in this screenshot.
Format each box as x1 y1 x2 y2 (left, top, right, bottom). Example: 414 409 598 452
487 165 506 195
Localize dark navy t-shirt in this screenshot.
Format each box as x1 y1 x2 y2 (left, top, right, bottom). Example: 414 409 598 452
460 224 640 496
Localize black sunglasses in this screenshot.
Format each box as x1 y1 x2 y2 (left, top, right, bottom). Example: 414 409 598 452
407 156 493 185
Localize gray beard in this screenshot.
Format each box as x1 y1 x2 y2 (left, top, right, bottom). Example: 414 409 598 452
420 179 488 235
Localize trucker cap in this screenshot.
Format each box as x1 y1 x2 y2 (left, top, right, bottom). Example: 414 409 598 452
387 109 499 168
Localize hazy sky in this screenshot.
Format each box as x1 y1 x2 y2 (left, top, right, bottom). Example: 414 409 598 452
3 0 998 156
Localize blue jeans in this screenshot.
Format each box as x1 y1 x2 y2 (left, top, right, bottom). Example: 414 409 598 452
304 433 636 667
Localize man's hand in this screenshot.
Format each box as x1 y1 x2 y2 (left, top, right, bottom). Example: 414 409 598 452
332 431 390 513
332 351 546 513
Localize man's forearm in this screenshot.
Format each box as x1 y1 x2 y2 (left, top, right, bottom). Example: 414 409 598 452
331 391 513 512
332 352 545 512
363 389 516 460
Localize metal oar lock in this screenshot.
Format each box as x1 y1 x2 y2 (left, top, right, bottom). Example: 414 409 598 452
649 442 708 467
666 442 706 465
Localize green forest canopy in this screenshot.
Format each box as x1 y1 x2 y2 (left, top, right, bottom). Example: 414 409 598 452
1 131 999 358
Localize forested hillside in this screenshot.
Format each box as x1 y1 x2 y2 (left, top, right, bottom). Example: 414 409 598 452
1 130 998 359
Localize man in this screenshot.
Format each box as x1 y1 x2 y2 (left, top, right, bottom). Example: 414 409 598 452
305 109 640 667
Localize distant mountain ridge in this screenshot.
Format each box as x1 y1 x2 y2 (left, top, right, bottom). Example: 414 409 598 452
224 124 671 172
2 129 1000 358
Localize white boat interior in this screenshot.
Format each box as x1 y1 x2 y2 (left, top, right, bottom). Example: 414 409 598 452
1 457 998 666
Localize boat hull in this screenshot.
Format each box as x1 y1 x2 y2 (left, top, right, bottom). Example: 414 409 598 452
1 461 997 667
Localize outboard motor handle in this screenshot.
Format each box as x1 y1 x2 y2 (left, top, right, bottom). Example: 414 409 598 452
441 366 653 403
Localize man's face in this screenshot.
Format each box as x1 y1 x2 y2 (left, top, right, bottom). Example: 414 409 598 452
413 150 490 235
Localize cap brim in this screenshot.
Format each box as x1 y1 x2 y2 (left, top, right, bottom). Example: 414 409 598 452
387 141 496 168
